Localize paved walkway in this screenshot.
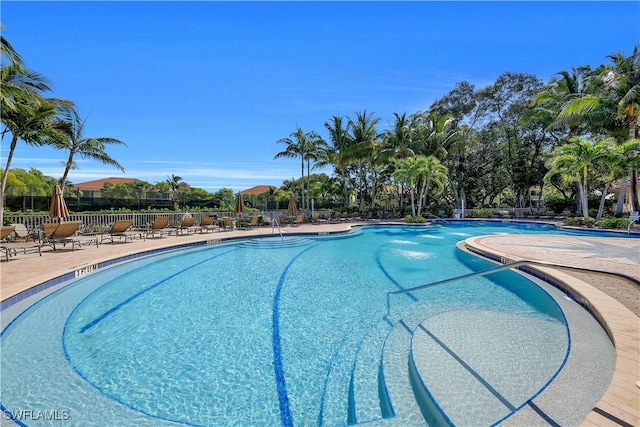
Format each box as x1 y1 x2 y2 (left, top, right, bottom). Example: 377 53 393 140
463 234 639 427
1 222 638 426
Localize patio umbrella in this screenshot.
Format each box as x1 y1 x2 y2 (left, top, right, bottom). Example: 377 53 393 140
234 192 246 214
287 193 297 214
49 184 70 222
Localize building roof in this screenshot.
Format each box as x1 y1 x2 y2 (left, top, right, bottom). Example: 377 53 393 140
239 185 274 195
72 177 138 190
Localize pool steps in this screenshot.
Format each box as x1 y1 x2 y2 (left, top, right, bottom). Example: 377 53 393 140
239 236 313 249
348 319 393 424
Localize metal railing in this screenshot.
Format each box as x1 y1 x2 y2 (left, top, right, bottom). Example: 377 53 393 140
385 259 557 316
272 215 284 242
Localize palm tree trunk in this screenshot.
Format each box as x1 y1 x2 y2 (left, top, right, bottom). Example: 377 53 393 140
596 182 610 219
0 135 19 226
615 179 627 215
60 152 75 191
410 185 416 217
307 158 311 213
300 158 305 211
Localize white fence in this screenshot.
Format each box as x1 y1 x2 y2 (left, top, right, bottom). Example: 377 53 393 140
4 211 273 232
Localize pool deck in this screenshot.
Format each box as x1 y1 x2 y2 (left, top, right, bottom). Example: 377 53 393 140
1 220 638 426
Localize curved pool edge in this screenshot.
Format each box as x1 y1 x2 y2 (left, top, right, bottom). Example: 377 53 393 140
461 236 640 427
0 222 364 310
1 220 638 426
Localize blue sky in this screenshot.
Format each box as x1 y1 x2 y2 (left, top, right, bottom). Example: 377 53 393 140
2 1 639 192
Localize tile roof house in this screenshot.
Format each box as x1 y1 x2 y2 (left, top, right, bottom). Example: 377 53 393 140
72 177 138 198
239 185 274 196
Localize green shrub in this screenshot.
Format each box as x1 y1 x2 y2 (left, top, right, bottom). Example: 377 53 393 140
545 196 575 214
467 209 495 218
563 217 597 228
594 217 634 230
404 215 426 223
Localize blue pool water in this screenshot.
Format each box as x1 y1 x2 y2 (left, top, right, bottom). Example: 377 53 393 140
0 222 627 426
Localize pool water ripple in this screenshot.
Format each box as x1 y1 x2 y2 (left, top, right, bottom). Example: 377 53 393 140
0 223 622 426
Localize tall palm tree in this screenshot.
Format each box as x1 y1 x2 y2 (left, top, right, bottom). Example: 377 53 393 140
382 112 416 159
322 116 354 207
529 66 594 137
349 111 381 210
0 34 51 116
303 131 327 211
556 46 640 211
593 138 640 218
392 156 421 217
545 138 613 218
607 47 640 212
275 127 308 210
165 174 183 202
0 36 72 225
1 31 22 66
417 155 449 215
412 110 460 160
57 110 126 190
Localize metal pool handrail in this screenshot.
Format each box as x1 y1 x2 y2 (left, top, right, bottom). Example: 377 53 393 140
385 259 555 316
272 214 284 242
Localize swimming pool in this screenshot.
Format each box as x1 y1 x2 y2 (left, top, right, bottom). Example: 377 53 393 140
0 222 622 426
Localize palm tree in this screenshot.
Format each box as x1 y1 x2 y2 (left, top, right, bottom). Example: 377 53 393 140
322 116 354 207
382 113 416 159
349 111 381 210
392 156 424 217
545 138 614 218
57 110 126 190
165 174 183 203
0 34 51 116
302 131 328 212
275 127 308 210
607 47 640 212
0 36 73 225
593 138 640 218
417 155 449 215
555 46 640 211
412 110 460 160
529 66 594 137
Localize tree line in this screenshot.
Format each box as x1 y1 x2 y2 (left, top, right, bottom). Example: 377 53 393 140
3 28 639 221
274 47 640 220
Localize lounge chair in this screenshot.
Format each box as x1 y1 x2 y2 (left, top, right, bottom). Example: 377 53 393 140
1 225 42 261
318 212 332 224
199 216 220 233
221 217 234 231
41 223 58 241
242 216 259 230
292 214 304 226
100 220 135 243
10 223 38 242
310 212 320 224
0 226 15 262
41 221 92 251
0 226 15 241
145 217 170 239
171 216 197 236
